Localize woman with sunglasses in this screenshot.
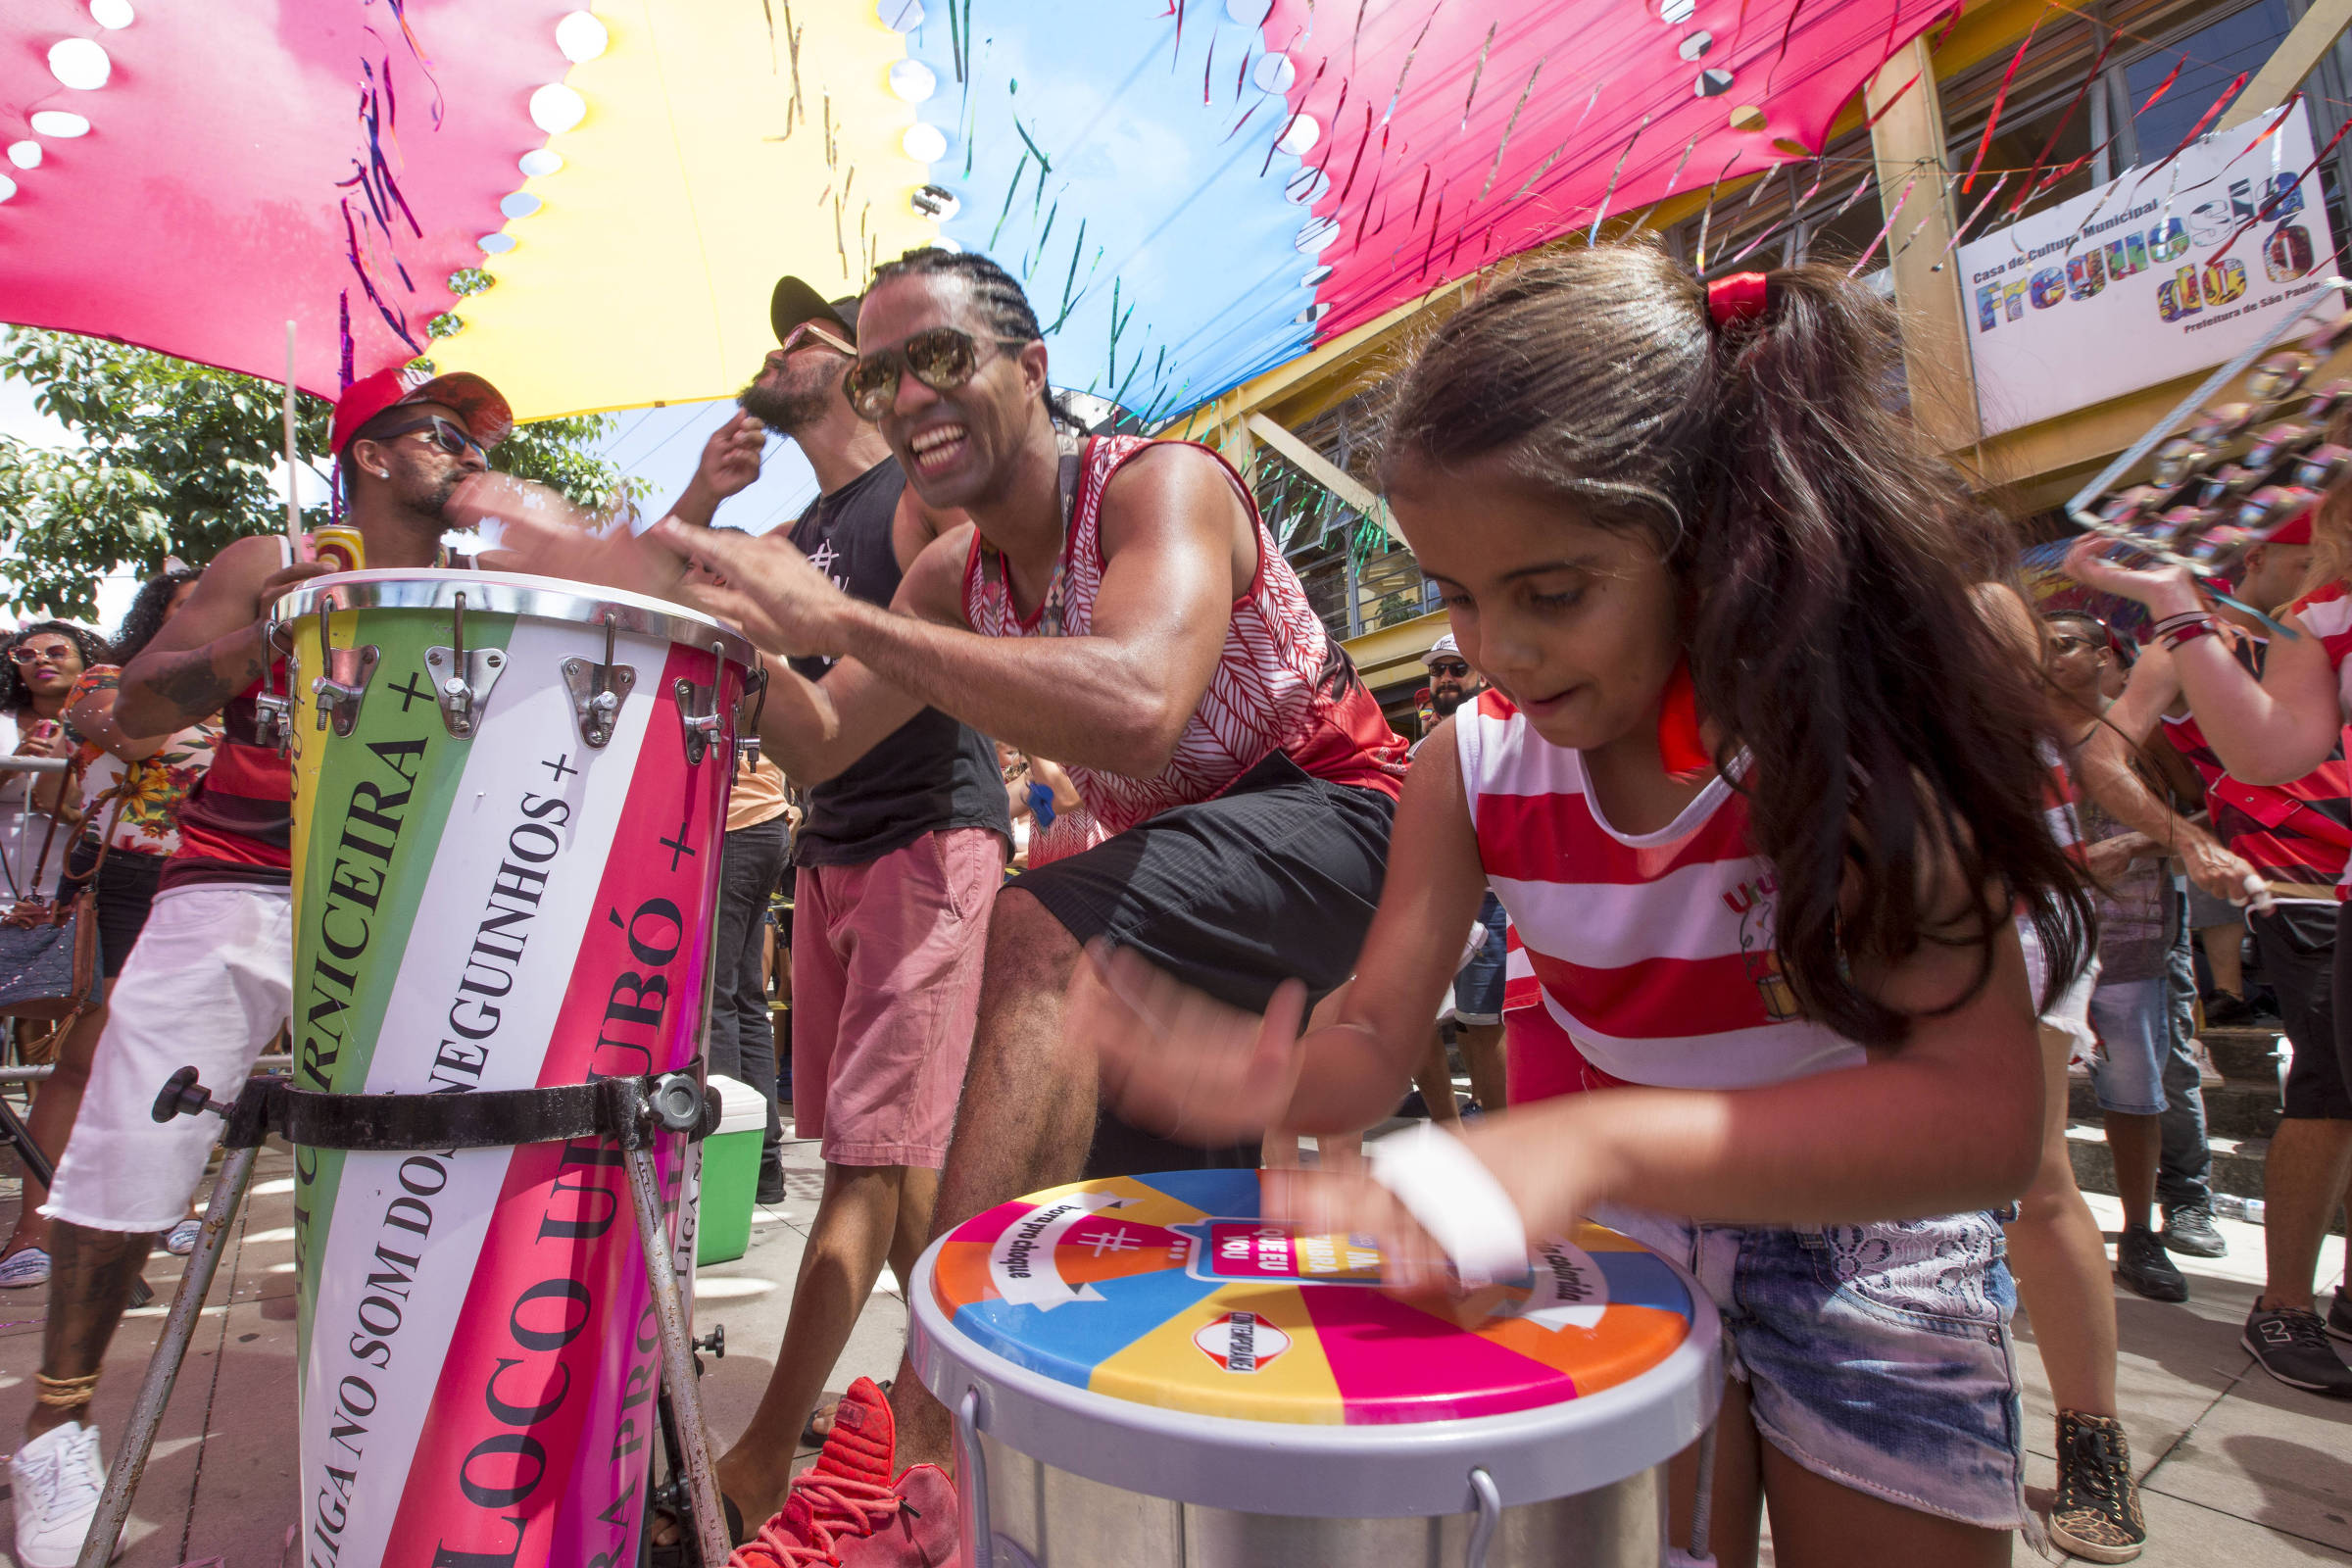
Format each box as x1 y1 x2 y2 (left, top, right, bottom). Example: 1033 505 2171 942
0 573 216 1290
4 622 108 787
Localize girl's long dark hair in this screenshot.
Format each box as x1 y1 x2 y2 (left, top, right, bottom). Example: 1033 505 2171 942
1379 244 2091 1045
110 568 202 668
0 620 110 717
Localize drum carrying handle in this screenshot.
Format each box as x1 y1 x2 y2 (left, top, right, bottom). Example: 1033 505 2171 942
1464 1467 1501 1568
955 1387 994 1568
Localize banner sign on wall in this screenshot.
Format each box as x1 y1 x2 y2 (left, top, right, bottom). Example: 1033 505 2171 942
1961 109 2338 437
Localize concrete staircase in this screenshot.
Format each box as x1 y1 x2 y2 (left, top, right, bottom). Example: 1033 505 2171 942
2065 1022 2347 1232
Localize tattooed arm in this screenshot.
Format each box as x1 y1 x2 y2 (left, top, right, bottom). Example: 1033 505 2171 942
116 536 328 741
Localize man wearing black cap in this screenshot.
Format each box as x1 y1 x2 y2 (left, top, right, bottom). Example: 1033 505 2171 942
666 277 1009 1538
6 368 514 1566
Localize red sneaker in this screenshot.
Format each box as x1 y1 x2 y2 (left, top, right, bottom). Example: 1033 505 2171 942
729 1379 905 1567
838 1464 958 1566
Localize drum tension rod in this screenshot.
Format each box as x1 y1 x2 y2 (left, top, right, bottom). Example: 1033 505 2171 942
561 611 637 750
424 591 510 740
673 640 726 767
735 659 770 772
309 599 380 738
254 613 294 754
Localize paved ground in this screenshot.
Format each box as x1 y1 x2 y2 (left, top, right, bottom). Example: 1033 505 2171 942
0 1134 2340 1565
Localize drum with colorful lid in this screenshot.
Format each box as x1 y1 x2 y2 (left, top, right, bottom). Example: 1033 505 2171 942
274 570 758 1568
909 1168 1722 1567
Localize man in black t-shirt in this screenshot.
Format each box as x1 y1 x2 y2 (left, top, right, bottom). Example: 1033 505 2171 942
665 278 1010 1535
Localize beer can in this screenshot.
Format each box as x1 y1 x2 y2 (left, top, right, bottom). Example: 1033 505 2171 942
311 525 366 572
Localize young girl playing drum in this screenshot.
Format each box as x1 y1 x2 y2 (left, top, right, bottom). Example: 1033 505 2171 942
1078 244 2091 1566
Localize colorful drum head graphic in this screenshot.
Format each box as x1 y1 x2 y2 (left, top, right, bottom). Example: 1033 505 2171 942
929 1170 1694 1425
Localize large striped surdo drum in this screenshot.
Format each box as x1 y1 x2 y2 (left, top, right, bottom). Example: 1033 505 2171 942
910 1170 1722 1567
276 571 758 1568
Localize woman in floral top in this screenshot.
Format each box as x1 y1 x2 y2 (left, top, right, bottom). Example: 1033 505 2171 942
0 569 214 1287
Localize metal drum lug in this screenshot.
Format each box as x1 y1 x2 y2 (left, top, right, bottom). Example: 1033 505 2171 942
674 640 730 766
310 603 379 736
559 611 636 749
422 592 507 739
312 647 380 737
675 678 721 765
253 691 292 754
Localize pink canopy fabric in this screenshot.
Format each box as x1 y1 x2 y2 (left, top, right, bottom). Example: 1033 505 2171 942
1265 0 1955 341
3 1 1955 421
0 0 569 398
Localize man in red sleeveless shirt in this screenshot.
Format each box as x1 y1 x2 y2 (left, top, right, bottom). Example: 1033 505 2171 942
2088 519 2352 1399
574 249 1409 1557
8 368 514 1566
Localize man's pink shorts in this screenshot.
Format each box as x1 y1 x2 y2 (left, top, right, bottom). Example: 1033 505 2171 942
790 827 1001 1167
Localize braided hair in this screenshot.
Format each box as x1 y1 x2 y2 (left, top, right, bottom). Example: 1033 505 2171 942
869 248 1044 342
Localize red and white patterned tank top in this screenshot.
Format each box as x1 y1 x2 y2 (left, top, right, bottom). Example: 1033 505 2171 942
960 434 1407 836
2291 579 2352 718
1456 689 1863 1090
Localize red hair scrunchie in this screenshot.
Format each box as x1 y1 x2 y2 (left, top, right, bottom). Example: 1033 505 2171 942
1706 271 1771 330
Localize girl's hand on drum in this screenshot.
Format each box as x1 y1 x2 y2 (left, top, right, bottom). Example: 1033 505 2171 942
1071 939 1308 1145
1266 1146 1463 1301
2061 534 2206 618
644 519 854 659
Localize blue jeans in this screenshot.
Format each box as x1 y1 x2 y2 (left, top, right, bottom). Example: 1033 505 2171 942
1452 891 1508 1025
1595 1204 2027 1529
2159 878 2212 1209
710 812 788 1153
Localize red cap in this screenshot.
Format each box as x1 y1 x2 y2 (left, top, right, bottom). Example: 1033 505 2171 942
330 367 514 456
2267 505 2315 547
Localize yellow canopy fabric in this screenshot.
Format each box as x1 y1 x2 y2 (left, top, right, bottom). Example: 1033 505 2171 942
436 1 939 421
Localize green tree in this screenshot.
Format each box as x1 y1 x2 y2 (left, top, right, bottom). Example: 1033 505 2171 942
0 327 640 620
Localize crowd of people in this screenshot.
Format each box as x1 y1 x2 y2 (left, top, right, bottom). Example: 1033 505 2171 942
1 235 2347 1568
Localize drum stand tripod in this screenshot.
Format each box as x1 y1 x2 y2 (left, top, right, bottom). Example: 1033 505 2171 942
75 1067 734 1568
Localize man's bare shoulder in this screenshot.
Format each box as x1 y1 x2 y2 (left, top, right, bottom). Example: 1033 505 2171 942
898 521 979 625
1093 440 1246 550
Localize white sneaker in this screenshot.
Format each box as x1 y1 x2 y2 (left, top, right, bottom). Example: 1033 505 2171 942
9 1420 112 1567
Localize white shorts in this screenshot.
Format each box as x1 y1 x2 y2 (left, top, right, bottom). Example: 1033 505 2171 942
2018 913 2098 1064
45 884 293 1233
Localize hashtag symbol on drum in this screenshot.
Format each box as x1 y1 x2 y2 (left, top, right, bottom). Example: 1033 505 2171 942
1085 1227 1142 1257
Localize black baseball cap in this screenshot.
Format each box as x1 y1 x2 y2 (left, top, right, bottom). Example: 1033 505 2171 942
771 275 859 344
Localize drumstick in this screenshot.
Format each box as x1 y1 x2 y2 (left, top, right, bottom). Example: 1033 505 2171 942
283 321 305 560
2241 871 2277 914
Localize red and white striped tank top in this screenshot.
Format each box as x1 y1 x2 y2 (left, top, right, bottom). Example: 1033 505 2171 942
1457 689 1863 1090
961 434 1407 835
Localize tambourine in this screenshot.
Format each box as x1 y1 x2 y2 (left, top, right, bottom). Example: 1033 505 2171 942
2067 277 2352 574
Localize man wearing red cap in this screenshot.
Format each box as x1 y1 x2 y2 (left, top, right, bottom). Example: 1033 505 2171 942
2084 513 2352 1400
6 368 514 1566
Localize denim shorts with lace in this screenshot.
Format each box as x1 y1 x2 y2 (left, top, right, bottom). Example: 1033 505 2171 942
1592 1203 2028 1531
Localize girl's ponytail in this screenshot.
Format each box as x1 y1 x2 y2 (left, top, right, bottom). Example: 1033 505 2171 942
1382 243 2091 1046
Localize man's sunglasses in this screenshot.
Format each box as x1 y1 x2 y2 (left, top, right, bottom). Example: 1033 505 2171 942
2043 634 2101 656
842 326 1029 422
779 319 855 358
373 415 487 461
1428 660 1471 678
7 642 77 667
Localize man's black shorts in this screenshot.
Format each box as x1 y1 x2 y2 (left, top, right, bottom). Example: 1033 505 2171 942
1013 750 1397 1174
2261 904 2352 1120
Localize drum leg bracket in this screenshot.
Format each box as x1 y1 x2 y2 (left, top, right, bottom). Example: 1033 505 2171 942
84 1068 732 1568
